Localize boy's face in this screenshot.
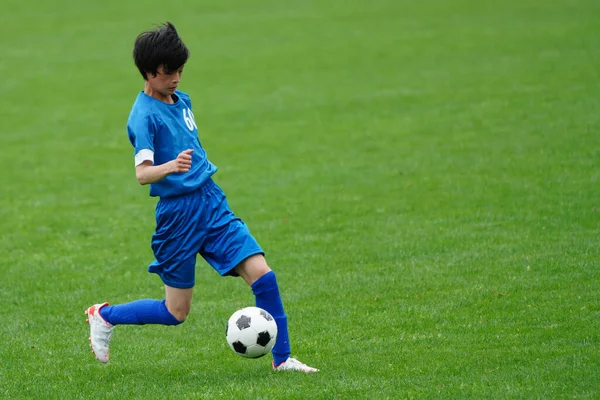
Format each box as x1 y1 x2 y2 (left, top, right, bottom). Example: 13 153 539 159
146 65 184 98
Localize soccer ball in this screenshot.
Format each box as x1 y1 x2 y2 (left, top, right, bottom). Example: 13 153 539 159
226 306 278 358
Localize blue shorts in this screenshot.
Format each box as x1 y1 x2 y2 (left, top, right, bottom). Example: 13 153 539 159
148 179 264 289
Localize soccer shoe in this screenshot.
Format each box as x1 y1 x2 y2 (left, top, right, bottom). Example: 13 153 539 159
85 302 113 363
273 357 319 373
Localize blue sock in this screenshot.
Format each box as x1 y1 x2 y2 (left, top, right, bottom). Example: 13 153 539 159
251 271 290 365
99 299 182 326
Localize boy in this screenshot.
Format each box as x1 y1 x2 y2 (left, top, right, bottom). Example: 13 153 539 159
85 22 318 373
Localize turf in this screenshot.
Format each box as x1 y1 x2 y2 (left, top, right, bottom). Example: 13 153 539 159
1 0 599 398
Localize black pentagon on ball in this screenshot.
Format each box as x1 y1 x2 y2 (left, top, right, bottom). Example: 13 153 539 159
259 309 274 321
232 341 247 354
236 315 252 330
256 331 272 347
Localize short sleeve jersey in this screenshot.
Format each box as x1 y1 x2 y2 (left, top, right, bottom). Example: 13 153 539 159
127 90 217 198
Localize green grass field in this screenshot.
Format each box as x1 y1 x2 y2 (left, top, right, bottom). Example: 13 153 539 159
1 0 599 398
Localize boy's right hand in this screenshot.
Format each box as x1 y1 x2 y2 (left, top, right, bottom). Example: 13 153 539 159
171 149 194 173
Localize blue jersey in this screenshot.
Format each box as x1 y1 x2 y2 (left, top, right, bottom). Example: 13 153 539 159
127 90 217 198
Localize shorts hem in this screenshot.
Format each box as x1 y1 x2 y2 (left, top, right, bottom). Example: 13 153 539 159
151 271 195 289
219 249 265 277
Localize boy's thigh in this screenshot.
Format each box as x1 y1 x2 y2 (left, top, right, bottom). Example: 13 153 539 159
150 194 205 289
200 190 264 276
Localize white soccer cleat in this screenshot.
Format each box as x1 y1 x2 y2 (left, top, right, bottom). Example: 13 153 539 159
85 302 113 363
273 357 319 373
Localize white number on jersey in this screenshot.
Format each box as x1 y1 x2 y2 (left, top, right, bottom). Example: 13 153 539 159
183 108 197 131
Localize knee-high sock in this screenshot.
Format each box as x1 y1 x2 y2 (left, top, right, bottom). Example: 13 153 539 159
251 271 290 365
99 299 182 326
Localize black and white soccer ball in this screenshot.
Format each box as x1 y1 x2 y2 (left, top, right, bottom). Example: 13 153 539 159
226 306 278 358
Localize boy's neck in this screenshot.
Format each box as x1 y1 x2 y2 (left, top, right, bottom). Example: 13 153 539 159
144 81 175 104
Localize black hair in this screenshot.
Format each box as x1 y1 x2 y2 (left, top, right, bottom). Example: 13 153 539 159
133 22 190 80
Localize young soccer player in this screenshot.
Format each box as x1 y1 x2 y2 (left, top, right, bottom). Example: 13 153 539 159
85 22 318 373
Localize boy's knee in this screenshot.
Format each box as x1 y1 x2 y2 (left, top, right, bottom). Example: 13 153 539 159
235 254 272 286
167 304 190 323
173 314 187 324
164 286 193 324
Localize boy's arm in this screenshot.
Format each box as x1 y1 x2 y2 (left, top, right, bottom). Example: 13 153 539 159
135 149 194 185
